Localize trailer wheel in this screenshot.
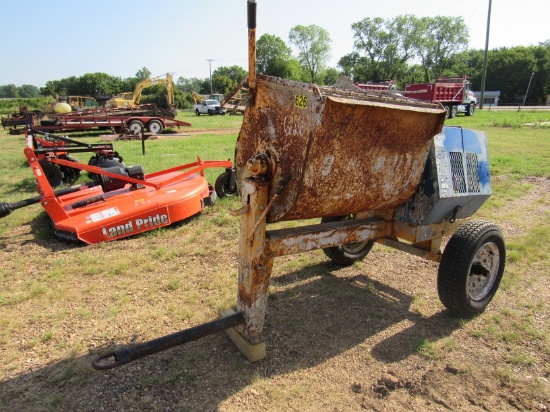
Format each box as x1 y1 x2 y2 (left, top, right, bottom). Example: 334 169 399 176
437 221 505 317
195 109 200 116
321 215 375 266
444 105 450 119
127 120 144 134
215 170 237 198
466 104 475 116
147 119 163 134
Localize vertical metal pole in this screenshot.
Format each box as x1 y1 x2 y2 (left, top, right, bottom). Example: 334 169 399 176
207 59 214 95
236 177 273 344
480 0 492 109
523 72 535 106
247 0 257 90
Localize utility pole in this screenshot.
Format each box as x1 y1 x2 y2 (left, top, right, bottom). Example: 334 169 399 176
523 72 535 106
206 59 214 94
480 0 492 109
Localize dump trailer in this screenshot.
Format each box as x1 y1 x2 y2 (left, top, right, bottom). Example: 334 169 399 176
403 76 477 118
92 0 506 370
354 79 397 91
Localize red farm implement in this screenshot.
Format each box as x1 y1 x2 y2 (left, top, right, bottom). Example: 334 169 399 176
0 129 235 244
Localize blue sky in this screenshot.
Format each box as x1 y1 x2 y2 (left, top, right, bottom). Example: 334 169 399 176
1 0 548 87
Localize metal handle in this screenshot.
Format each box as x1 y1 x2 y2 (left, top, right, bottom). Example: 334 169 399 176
247 0 257 90
0 182 98 219
92 311 245 370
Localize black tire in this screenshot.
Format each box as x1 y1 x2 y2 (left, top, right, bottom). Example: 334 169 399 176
450 105 457 118
208 109 213 116
466 104 475 116
127 120 144 134
195 109 200 116
215 171 237 198
438 221 506 317
58 154 81 185
147 119 163 134
321 215 375 266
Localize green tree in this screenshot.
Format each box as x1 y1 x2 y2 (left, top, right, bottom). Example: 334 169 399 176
40 74 122 97
176 77 208 93
444 49 484 86
135 67 152 81
256 34 302 80
0 84 19 98
319 67 340 85
399 64 426 88
18 84 40 98
347 15 417 82
77 72 121 95
289 24 331 83
532 41 550 104
478 47 539 104
337 52 371 82
40 79 63 96
212 65 247 95
412 16 469 82
350 17 396 80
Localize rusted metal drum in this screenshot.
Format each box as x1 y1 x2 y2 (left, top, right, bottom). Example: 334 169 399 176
235 74 446 223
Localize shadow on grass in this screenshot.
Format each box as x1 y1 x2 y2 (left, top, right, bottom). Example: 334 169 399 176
0 210 205 252
2 177 37 196
0 211 78 252
0 260 459 411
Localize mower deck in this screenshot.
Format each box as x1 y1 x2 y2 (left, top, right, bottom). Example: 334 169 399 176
49 171 213 244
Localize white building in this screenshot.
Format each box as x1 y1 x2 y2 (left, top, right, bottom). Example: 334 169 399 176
473 91 500 106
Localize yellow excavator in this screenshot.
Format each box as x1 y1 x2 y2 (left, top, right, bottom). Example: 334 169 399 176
107 74 175 114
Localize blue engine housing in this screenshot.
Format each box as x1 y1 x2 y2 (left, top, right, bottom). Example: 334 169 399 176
394 126 492 225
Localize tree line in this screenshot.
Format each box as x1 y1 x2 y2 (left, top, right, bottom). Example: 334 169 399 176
1 16 549 106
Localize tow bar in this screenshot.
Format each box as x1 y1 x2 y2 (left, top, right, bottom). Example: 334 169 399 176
92 311 244 370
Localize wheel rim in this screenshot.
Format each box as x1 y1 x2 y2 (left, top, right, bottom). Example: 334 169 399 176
129 122 142 133
340 214 369 252
149 122 161 133
342 241 370 254
467 242 500 301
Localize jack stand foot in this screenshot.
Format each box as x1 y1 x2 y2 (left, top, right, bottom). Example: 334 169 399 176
219 309 266 362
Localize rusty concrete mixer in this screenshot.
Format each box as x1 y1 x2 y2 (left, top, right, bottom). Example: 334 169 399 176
92 0 506 370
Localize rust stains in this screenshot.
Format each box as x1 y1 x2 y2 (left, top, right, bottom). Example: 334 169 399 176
234 74 446 223
237 255 274 309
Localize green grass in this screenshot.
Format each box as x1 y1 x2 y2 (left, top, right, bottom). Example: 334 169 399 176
445 109 550 130
0 108 549 411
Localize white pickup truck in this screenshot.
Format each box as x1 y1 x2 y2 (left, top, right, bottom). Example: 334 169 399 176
194 100 227 116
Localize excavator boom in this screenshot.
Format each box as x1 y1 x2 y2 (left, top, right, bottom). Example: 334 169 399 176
107 74 174 109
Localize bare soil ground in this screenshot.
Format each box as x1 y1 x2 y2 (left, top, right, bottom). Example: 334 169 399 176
0 174 548 410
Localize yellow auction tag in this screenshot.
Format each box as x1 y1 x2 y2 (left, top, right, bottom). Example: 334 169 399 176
294 94 308 109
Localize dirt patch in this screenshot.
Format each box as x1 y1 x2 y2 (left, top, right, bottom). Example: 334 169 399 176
490 175 550 236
